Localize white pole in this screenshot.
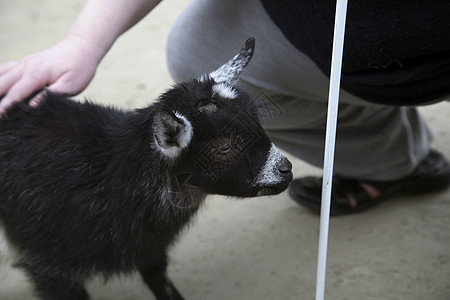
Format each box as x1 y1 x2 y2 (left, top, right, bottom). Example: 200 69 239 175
315 0 348 300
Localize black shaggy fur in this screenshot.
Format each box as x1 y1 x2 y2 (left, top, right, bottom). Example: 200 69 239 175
0 39 292 300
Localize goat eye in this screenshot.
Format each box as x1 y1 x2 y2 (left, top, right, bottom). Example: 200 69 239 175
197 102 217 114
218 144 232 154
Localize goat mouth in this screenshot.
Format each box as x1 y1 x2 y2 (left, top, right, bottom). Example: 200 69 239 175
255 175 292 196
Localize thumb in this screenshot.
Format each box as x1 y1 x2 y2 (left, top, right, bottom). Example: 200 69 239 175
27 80 74 107
29 71 95 107
28 81 73 107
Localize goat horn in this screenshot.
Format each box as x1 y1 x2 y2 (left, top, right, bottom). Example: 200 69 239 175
208 37 255 86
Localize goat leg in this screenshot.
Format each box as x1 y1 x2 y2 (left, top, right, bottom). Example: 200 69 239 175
138 254 185 300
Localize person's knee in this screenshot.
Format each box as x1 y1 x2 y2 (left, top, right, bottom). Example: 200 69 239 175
166 1 218 83
166 0 250 84
166 27 196 83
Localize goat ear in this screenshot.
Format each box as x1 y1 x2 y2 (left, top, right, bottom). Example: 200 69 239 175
207 37 255 86
153 107 193 159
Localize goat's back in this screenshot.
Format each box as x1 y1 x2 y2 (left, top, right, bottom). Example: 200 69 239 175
0 94 164 276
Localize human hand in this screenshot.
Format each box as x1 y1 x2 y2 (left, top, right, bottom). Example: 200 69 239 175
0 35 105 115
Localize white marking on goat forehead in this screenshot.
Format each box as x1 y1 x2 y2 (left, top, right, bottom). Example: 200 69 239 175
212 83 237 99
198 74 210 83
255 143 286 186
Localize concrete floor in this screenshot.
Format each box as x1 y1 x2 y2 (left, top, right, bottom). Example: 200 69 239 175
1 1 449 299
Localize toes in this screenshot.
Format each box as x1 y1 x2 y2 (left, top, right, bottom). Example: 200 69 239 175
359 182 381 199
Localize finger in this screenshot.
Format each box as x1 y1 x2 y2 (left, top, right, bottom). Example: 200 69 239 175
46 72 88 96
0 69 21 97
0 61 18 76
28 75 79 108
0 75 45 115
29 89 48 107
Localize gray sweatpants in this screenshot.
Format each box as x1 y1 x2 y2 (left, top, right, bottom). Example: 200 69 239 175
166 0 433 181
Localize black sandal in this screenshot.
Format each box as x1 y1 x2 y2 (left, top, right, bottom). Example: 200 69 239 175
289 150 450 216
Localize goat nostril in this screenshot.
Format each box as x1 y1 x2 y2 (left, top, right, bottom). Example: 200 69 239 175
277 159 292 174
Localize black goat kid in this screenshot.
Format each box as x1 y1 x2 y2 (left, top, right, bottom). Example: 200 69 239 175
0 38 292 300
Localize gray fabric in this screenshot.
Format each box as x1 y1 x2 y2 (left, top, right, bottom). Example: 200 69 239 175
166 0 433 181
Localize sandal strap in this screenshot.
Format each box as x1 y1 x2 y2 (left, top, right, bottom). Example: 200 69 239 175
289 150 450 216
332 178 378 210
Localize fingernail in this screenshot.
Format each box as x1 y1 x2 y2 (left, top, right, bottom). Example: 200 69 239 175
29 99 41 107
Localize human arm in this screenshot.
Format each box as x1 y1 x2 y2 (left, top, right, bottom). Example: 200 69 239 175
0 0 161 115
